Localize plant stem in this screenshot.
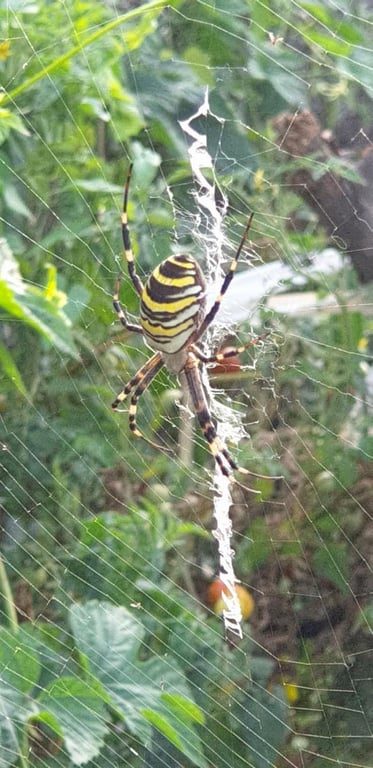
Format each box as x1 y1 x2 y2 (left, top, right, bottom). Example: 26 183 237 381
19 729 30 768
0 553 18 632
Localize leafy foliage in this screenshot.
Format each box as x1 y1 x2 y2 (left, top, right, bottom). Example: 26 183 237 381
0 601 205 767
0 0 372 767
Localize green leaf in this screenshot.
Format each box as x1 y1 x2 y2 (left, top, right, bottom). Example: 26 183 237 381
247 52 308 105
246 518 273 570
0 238 24 290
3 183 34 221
0 242 79 360
0 686 34 768
18 289 80 358
39 677 110 766
0 107 30 145
313 543 350 594
300 3 337 26
303 28 353 56
338 47 373 91
0 629 41 768
124 9 164 52
73 178 122 194
0 341 27 395
69 601 206 767
142 709 183 750
131 143 162 190
0 628 41 693
312 156 365 184
300 4 362 43
139 687 208 766
269 70 309 105
161 692 205 725
238 684 289 768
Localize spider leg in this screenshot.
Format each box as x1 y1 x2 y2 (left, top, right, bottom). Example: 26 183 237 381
113 273 144 334
195 213 254 339
191 332 268 365
121 163 144 297
183 352 250 478
191 339 281 483
112 352 172 454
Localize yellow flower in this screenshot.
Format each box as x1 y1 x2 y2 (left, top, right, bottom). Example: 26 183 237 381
358 337 368 353
284 681 299 704
253 168 265 192
0 40 11 61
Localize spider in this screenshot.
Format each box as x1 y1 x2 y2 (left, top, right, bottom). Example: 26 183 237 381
112 164 265 480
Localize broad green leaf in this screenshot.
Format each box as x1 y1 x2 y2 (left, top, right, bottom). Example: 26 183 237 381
39 677 110 766
68 511 174 605
69 601 206 767
244 518 273 571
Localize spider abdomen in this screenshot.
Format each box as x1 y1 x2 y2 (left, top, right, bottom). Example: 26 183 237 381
140 254 206 354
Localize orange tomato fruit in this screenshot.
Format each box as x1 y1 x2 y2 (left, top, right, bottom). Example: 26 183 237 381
207 579 254 620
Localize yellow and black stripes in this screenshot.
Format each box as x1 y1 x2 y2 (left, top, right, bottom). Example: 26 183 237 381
111 351 163 409
112 162 264 480
183 352 249 478
140 254 206 354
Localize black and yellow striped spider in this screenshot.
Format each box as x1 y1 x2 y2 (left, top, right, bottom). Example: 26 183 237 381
112 164 265 480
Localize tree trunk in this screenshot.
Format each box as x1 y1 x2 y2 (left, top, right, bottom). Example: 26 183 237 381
273 111 373 283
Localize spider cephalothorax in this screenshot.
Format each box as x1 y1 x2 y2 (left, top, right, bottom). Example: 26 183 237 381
112 164 263 478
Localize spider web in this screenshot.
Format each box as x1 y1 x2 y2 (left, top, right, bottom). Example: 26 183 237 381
0 1 372 768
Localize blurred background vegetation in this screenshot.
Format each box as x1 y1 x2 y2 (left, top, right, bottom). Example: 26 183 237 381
0 1 372 767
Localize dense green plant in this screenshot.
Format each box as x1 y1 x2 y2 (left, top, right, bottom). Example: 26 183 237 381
0 504 291 768
0 597 205 768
